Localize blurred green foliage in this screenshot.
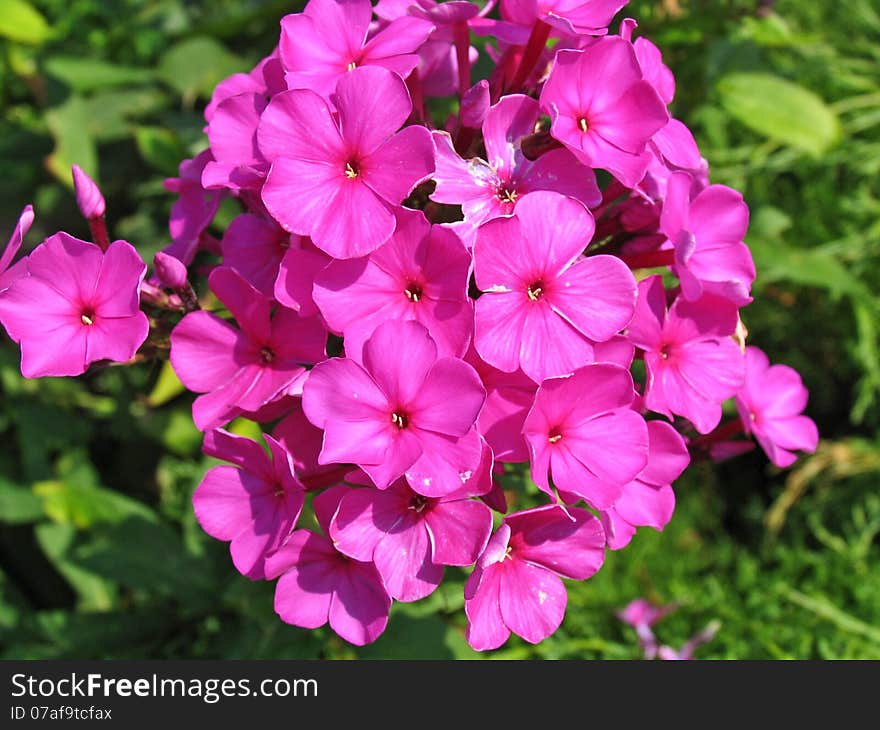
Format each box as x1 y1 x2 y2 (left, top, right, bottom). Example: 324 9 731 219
0 0 878 659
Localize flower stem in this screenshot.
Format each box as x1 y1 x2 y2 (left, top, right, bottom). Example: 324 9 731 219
88 217 111 252
508 20 551 92
454 21 472 101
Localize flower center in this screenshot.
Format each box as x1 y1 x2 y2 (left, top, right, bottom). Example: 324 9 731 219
409 495 429 513
578 117 589 132
346 61 357 72
497 186 518 204
659 343 672 360
391 411 409 429
344 161 359 179
548 426 563 444
404 283 423 302
527 281 544 301
260 346 275 364
80 308 95 326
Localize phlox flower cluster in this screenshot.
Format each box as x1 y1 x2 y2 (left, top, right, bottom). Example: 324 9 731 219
0 0 820 650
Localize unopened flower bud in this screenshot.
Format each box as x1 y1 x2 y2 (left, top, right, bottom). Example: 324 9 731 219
460 80 490 129
153 251 189 290
71 165 106 220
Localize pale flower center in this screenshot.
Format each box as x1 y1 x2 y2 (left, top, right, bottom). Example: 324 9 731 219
391 411 409 429
527 281 544 301
404 283 423 303
578 117 589 132
344 161 359 179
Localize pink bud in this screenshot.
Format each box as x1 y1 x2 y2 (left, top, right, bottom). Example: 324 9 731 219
71 165 106 219
460 80 490 128
153 251 189 290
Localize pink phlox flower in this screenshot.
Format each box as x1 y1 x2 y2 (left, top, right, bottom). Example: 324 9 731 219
464 504 606 650
432 94 601 238
600 419 689 549
474 190 637 383
0 205 34 292
540 39 668 187
523 363 648 509
330 478 493 601
465 345 537 463
617 597 678 659
205 51 285 122
661 171 754 306
278 0 434 98
221 213 293 297
259 66 435 258
626 275 745 434
170 266 327 431
274 239 330 317
313 208 473 358
0 233 148 378
203 92 270 193
301 319 486 496
273 403 359 490
193 428 304 579
735 346 818 468
656 620 720 660
265 486 392 646
162 150 224 265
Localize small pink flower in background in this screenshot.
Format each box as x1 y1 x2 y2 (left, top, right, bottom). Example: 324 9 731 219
221 213 290 297
523 364 648 509
163 150 223 265
466 345 537 463
266 487 392 646
330 479 493 601
736 346 819 467
432 94 601 240
313 208 473 358
0 233 148 378
540 39 668 187
170 267 326 431
278 0 434 98
618 598 719 660
302 320 486 495
0 204 34 292
601 420 690 549
474 190 637 383
193 429 304 580
626 275 745 434
259 66 435 258
661 171 754 306
465 504 606 650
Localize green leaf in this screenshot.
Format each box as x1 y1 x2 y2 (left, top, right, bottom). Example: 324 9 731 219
0 476 43 523
717 73 842 156
44 96 97 186
135 126 186 174
146 360 186 407
33 480 156 529
44 57 154 92
158 37 242 102
0 0 52 45
35 523 116 611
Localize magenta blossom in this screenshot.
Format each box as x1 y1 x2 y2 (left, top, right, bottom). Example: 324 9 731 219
330 479 493 601
501 0 629 36
313 208 473 358
0 204 34 292
626 275 744 434
170 267 326 431
193 429 304 580
260 66 435 258
523 364 648 509
735 346 819 468
540 39 668 187
274 240 330 317
432 94 601 239
466 345 537 463
203 92 269 193
266 487 391 646
465 504 606 650
600 420 689 549
661 171 754 306
474 190 636 383
302 320 486 496
279 0 434 98
0 233 148 378
221 213 291 297
162 150 223 265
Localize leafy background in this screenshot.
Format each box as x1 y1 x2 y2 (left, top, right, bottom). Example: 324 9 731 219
0 0 878 659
